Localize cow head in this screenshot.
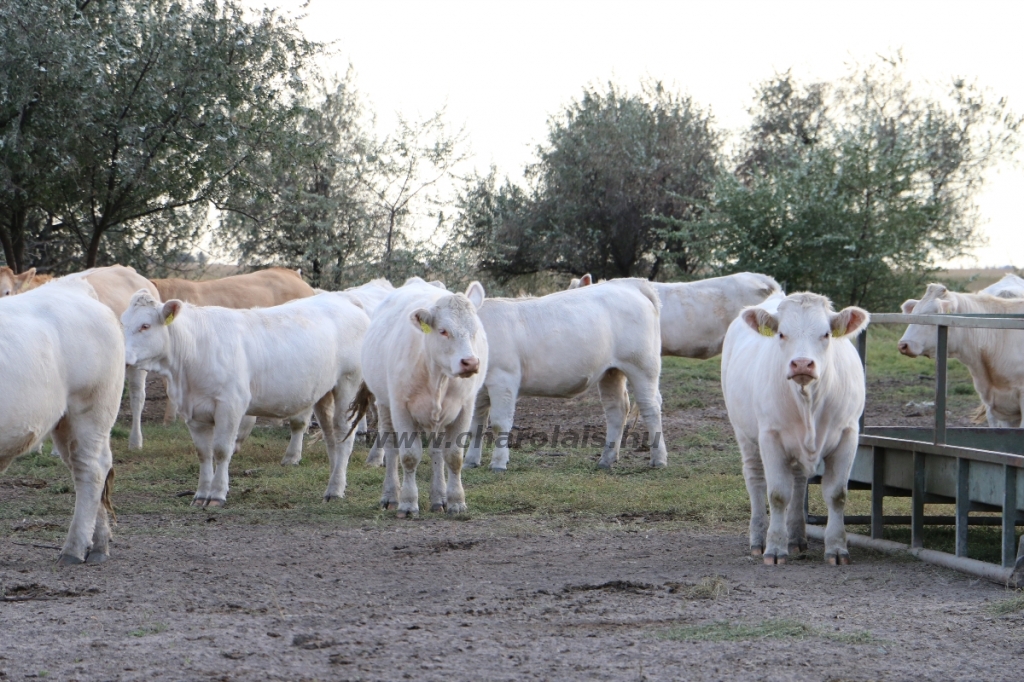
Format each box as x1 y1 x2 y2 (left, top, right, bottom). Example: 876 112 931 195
122 290 180 369
410 281 486 378
741 292 869 388
0 266 36 297
897 284 953 358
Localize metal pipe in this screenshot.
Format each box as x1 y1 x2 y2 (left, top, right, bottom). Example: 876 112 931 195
807 514 1020 526
806 526 1015 586
956 457 970 557
935 325 948 445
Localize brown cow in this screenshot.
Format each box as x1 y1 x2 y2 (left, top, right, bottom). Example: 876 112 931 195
150 267 315 308
149 268 316 427
0 266 52 296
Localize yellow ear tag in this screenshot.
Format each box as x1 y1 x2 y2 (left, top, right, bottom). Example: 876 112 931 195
758 325 774 337
831 327 846 338
164 313 174 326
419 321 432 334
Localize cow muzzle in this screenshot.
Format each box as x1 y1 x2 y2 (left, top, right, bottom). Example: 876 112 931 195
897 341 917 358
788 358 816 386
457 356 480 377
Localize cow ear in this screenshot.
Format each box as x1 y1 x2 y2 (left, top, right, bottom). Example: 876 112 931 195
161 300 182 326
464 281 485 309
579 273 592 287
411 308 434 333
900 299 919 315
937 299 954 314
831 306 870 338
13 267 36 292
741 307 778 337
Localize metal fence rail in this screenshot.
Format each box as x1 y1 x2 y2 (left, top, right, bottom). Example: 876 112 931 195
808 311 1024 585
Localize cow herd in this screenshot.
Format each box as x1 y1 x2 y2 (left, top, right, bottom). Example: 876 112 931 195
2 263 1023 570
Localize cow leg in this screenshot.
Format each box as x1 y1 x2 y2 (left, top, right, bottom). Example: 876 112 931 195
365 394 385 467
486 380 518 472
622 365 668 468
163 377 177 424
281 408 313 466
443 410 473 514
207 405 244 507
378 403 400 510
391 410 421 518
760 430 793 565
128 366 146 451
821 427 858 565
428 432 447 512
87 441 115 564
323 381 359 501
738 434 768 555
464 388 490 469
787 466 808 555
51 417 109 565
235 415 257 454
597 369 629 469
186 421 216 506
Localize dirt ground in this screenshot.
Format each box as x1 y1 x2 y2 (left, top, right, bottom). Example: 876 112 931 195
3 516 1023 681
4 370 1020 681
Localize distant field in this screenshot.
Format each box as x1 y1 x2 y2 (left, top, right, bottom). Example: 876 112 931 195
939 266 1021 292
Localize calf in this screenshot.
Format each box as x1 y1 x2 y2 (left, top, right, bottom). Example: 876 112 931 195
0 266 51 295
353 278 488 517
721 292 868 565
899 284 1024 427
570 272 781 358
465 279 668 471
0 279 125 565
122 290 369 505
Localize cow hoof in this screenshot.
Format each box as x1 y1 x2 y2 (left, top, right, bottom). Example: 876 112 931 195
750 546 764 557
85 551 109 565
396 509 418 519
490 467 506 473
788 540 808 555
649 461 668 469
205 499 226 508
280 458 300 467
826 551 851 566
129 439 143 451
464 460 480 469
381 501 398 510
446 503 468 515
190 497 207 507
597 461 613 470
323 494 344 502
763 552 787 566
430 503 446 513
56 553 85 566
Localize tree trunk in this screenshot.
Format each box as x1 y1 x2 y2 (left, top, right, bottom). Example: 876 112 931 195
86 226 104 268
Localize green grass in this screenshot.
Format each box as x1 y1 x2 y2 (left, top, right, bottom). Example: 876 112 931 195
659 619 877 644
987 592 1024 616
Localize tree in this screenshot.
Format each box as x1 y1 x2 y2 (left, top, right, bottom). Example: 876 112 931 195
460 81 721 281
0 0 322 274
701 57 1021 310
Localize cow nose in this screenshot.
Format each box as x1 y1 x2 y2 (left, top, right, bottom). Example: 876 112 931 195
459 357 480 375
790 358 815 374
898 341 910 355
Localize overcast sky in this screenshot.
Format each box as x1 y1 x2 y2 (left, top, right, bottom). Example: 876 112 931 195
264 0 1023 268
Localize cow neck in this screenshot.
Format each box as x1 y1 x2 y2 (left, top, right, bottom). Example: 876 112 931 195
945 293 1024 399
785 360 839 457
162 311 202 413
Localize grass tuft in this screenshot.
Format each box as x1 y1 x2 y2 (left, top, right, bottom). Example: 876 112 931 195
987 592 1024 616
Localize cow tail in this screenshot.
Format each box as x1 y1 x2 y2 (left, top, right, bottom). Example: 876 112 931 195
102 467 117 524
344 382 374 441
970 402 988 425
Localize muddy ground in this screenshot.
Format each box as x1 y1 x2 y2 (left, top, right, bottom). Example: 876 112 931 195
3 372 1020 681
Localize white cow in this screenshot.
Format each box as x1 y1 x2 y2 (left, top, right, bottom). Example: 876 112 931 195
898 284 1024 427
353 277 488 517
722 292 869 565
981 273 1024 299
0 279 125 565
340 279 395 446
122 290 369 505
464 279 668 471
570 272 781 358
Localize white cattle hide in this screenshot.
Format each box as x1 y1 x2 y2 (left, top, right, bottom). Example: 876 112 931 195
122 291 369 505
356 277 488 517
722 292 868 565
570 272 781 358
465 279 668 471
981 273 1024 299
0 279 125 565
899 284 1024 427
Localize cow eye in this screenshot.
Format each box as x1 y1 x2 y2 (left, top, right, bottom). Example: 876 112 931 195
778 332 786 340
439 329 449 338
139 324 150 332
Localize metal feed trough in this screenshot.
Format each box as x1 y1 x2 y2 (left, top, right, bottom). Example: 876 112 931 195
806 311 1024 585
